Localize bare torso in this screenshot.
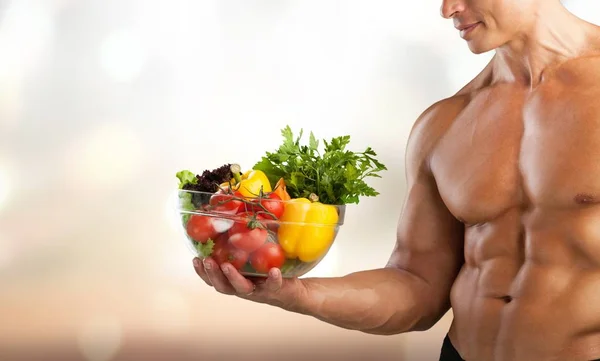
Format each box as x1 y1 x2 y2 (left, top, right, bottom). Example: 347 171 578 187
431 54 600 361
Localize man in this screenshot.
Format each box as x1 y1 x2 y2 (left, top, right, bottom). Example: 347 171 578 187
192 1 600 360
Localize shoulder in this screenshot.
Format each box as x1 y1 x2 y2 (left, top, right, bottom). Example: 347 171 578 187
404 94 470 177
406 59 493 161
551 54 600 89
404 60 493 176
408 95 470 146
550 24 600 85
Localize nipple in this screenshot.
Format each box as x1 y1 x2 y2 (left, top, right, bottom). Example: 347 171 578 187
574 193 597 205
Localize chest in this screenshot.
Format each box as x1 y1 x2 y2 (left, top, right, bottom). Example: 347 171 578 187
430 84 600 224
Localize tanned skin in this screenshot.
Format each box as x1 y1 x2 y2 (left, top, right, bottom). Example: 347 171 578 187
192 1 600 359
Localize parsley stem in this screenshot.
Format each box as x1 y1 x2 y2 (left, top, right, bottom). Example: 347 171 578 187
316 168 320 197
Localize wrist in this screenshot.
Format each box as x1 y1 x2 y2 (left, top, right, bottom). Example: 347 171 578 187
270 277 314 314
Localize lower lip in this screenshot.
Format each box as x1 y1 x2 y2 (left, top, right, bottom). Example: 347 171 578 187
460 23 480 38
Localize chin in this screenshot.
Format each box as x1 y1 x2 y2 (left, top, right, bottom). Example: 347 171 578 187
467 43 491 54
466 39 496 54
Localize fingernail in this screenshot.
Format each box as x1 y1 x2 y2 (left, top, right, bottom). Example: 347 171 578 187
269 268 278 278
221 264 229 274
193 258 200 268
203 259 211 270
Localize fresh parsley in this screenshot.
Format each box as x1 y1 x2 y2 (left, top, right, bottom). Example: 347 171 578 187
253 126 387 205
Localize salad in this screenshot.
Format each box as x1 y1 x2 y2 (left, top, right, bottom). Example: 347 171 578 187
176 126 387 276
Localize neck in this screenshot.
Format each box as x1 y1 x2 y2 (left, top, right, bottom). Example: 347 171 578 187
492 2 593 87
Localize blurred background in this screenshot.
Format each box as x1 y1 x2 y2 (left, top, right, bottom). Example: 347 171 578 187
0 0 598 360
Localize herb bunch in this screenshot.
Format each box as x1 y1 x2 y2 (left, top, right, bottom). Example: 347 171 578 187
253 126 387 205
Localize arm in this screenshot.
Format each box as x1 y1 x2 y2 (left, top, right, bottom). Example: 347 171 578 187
290 103 466 335
194 99 467 335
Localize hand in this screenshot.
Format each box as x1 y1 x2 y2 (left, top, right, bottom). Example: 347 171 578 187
193 256 306 306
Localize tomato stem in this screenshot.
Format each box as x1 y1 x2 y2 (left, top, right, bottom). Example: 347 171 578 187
209 193 278 220
247 218 266 230
216 180 236 194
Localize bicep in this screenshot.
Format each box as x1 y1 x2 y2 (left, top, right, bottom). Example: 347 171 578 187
390 173 464 279
387 173 464 321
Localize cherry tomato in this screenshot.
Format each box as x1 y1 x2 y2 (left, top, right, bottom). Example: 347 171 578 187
228 213 268 252
210 191 244 214
186 214 219 243
250 242 286 273
253 193 284 220
212 237 249 270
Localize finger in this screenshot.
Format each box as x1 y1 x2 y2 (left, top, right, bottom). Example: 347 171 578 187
220 263 255 295
192 258 213 286
264 267 283 292
203 258 235 294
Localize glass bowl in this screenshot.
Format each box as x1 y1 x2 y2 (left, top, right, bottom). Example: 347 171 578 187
176 189 345 278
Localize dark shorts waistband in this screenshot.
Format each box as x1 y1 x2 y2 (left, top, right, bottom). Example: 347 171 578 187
439 335 464 361
438 334 600 361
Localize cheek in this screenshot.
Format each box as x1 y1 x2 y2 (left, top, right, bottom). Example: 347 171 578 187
491 0 529 31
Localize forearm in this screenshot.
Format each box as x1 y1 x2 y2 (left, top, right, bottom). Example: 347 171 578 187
287 267 437 335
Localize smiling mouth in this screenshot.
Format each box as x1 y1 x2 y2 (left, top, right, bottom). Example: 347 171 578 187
458 22 481 38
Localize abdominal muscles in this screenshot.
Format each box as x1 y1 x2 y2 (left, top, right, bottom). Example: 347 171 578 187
448 206 600 360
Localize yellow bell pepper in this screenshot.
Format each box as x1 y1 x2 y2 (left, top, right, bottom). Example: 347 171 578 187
277 194 339 263
225 164 272 198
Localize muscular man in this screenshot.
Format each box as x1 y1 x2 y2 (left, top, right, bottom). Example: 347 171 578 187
192 1 600 360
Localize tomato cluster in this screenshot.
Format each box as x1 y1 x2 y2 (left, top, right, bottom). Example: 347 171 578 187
208 190 285 219
186 191 286 273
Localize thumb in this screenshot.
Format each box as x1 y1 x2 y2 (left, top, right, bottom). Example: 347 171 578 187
264 267 283 292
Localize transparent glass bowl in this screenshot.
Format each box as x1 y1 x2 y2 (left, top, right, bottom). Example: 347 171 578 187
176 189 345 278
